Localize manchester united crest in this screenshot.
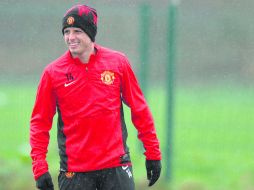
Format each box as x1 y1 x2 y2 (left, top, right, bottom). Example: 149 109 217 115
65 172 75 178
101 71 115 85
67 16 75 25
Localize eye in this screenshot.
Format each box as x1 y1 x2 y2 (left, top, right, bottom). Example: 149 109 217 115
75 29 83 33
64 29 70 35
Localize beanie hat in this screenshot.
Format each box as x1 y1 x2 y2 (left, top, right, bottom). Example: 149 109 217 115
62 4 97 42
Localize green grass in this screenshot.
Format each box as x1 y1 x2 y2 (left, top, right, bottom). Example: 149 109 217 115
0 83 254 190
172 85 254 190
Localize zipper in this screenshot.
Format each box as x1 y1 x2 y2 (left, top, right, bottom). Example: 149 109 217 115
85 66 89 81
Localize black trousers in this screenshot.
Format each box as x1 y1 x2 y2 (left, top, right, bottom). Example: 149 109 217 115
58 166 135 190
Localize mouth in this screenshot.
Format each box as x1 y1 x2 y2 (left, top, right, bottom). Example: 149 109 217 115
68 42 79 49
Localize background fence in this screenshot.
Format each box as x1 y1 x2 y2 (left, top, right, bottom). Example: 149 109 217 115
0 0 254 190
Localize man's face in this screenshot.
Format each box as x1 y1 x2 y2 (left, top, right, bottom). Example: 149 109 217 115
63 27 92 56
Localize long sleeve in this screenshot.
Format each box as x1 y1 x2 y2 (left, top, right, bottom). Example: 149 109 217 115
120 56 161 160
30 68 56 180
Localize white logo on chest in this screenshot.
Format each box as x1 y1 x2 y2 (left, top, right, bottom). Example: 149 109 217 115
64 81 76 87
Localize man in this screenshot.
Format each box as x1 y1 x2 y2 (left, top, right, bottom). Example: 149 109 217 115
30 4 161 190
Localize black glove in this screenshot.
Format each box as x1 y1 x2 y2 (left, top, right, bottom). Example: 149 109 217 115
36 172 54 190
146 160 161 187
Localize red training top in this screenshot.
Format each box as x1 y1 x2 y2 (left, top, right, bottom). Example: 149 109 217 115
30 44 161 180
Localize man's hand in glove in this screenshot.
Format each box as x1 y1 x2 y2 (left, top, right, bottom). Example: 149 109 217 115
36 172 54 190
146 160 162 187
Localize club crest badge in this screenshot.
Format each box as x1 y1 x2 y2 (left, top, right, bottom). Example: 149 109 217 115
67 16 75 25
65 172 75 178
101 71 115 85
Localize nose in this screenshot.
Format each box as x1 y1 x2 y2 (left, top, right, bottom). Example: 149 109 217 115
67 31 76 41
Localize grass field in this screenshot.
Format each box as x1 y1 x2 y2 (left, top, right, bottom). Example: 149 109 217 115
0 82 253 190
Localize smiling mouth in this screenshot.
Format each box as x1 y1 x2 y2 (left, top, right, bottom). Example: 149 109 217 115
68 43 79 48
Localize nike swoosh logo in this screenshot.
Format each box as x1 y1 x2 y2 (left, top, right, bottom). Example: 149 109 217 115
64 81 76 87
122 165 128 170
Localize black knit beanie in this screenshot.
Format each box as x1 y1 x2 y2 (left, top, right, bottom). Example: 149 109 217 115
62 4 97 42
